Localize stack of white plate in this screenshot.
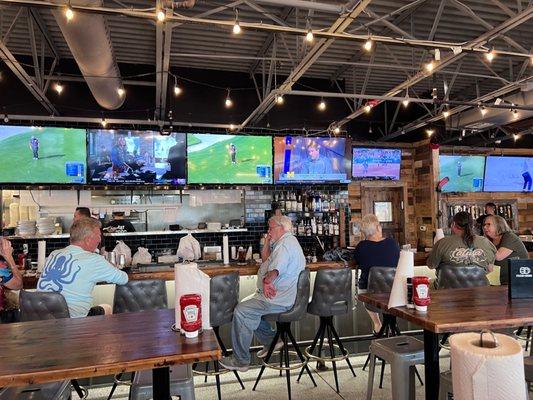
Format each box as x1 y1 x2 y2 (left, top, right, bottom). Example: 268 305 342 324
37 217 56 235
17 220 36 236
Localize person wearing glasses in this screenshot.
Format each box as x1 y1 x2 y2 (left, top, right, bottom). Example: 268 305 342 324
220 215 305 372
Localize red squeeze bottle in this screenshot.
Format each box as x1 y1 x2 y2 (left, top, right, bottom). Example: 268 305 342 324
180 294 202 338
412 276 430 312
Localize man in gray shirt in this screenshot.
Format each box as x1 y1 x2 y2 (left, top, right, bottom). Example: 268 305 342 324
220 215 305 371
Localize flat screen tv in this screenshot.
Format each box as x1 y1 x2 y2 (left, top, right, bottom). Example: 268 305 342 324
352 147 401 180
438 155 485 193
484 156 533 192
0 125 86 184
187 133 272 184
88 129 186 185
274 136 350 183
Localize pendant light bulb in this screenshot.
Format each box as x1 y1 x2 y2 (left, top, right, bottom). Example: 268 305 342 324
117 88 125 97
443 110 450 119
54 82 63 94
363 38 373 52
275 94 284 105
305 29 314 43
156 9 165 22
318 99 326 111
65 5 74 21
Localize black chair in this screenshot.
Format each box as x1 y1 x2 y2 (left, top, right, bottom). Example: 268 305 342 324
436 265 489 289
193 272 245 400
253 269 317 400
107 280 168 400
297 267 356 392
12 290 86 400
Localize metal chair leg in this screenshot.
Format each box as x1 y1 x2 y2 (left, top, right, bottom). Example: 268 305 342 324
253 328 281 391
329 318 356 377
326 323 340 393
286 327 316 387
214 327 245 390
214 361 222 400
297 318 325 382
283 331 292 400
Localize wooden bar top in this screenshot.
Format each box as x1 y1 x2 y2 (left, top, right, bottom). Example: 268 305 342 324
0 309 221 387
358 285 533 334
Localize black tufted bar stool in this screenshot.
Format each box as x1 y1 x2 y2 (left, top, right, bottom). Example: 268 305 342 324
107 280 168 400
193 272 245 400
252 269 317 400
7 290 86 400
297 267 356 393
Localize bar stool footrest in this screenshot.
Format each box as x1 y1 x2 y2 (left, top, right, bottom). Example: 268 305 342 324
260 351 309 371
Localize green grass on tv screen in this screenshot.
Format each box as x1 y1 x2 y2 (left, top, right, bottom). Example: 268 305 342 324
187 134 272 184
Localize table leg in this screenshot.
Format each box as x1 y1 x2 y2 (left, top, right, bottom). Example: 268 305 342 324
153 366 170 400
423 330 439 399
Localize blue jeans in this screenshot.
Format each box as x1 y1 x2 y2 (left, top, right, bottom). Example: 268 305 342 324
231 294 290 365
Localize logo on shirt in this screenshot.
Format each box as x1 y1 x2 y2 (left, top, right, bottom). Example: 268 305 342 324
38 252 81 291
518 267 532 278
449 248 488 265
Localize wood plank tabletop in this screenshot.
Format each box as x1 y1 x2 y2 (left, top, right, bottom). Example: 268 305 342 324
0 309 221 387
358 285 533 334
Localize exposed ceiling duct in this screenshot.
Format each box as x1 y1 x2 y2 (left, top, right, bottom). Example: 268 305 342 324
51 0 124 110
449 88 533 131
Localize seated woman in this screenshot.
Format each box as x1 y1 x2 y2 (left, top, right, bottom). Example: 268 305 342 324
428 212 496 282
483 215 529 284
353 214 400 333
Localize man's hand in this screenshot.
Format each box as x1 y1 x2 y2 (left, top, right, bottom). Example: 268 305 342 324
0 238 14 260
262 270 279 299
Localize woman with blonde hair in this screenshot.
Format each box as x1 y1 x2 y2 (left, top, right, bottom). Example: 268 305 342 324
483 215 529 284
353 214 400 333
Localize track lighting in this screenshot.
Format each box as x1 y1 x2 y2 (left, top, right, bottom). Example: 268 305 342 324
480 105 487 116
318 99 326 111
432 87 438 99
101 118 107 128
225 89 233 108
462 129 466 137
275 94 284 105
512 109 519 119
54 82 63 94
3 114 8 123
156 9 166 22
233 9 241 34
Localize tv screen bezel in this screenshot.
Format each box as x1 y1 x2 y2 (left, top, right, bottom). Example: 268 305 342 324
351 146 402 181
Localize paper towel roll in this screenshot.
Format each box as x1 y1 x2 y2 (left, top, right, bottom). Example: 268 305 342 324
9 203 19 227
37 241 46 272
450 332 526 400
174 262 211 331
434 228 445 244
388 250 415 308
223 235 229 265
231 246 237 260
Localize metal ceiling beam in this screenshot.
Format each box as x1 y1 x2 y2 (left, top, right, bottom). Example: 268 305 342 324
335 6 533 130
1 6 23 43
251 0 342 13
28 8 59 59
155 6 173 121
0 39 58 115
241 0 373 128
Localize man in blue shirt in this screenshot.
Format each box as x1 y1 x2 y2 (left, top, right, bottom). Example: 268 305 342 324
220 215 306 371
29 136 39 160
38 217 128 318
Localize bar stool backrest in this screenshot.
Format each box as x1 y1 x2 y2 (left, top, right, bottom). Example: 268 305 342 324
437 265 489 289
19 290 70 321
276 268 310 323
308 268 352 317
209 272 240 327
367 267 396 294
113 280 168 314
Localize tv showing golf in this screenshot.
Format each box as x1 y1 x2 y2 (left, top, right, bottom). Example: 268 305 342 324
484 156 533 192
438 155 485 192
187 133 272 184
88 129 187 185
0 125 86 184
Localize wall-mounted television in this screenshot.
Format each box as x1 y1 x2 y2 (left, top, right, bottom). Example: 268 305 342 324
0 125 86 184
187 133 272 184
274 136 350 183
484 156 533 192
352 147 402 180
438 155 485 193
88 130 186 185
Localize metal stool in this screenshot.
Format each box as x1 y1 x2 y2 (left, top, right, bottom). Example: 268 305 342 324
107 280 171 400
366 336 424 400
253 269 317 400
129 365 195 400
15 290 85 400
193 272 245 400
438 370 453 400
297 268 356 392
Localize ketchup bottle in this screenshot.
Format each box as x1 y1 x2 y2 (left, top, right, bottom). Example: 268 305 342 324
412 276 431 312
180 294 202 338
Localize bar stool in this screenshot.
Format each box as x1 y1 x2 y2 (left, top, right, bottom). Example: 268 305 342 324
297 268 356 393
366 336 424 400
438 370 453 400
193 272 245 400
253 269 317 400
2 290 84 400
107 280 184 400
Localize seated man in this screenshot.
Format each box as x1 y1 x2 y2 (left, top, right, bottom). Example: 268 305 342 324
37 217 128 318
0 238 23 291
220 215 305 372
73 206 91 222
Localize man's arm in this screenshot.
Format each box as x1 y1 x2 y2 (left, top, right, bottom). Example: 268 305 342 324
93 255 129 285
0 238 23 290
261 234 271 261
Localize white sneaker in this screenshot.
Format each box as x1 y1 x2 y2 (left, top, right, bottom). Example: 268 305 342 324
257 339 284 358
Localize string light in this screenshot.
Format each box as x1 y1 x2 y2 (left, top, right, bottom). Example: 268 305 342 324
65 3 74 21
233 9 241 34
3 114 8 123
117 88 125 97
485 49 495 62
512 109 519 119
480 105 487 116
425 61 434 73
229 124 235 131
363 38 373 52
462 129 466 137
173 76 182 96
318 98 326 111
305 29 314 43
513 134 519 141
442 110 449 119
225 89 233 108
333 126 340 134
402 89 410 107
426 128 434 137
54 82 63 94
156 9 165 22
364 104 372 113
275 94 284 105
101 118 107 128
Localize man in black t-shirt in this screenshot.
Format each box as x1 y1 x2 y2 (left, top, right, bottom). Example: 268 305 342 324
103 211 136 233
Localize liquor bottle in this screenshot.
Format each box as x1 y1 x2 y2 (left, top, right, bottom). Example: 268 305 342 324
322 195 329 212
316 193 322 212
305 218 312 236
311 216 317 235
317 216 323 236
279 192 285 212
311 195 316 213
296 193 303 212
291 192 297 212
323 215 329 236
297 219 305 236
333 216 340 236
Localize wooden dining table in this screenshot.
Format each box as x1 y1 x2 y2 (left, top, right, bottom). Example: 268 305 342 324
358 285 533 399
0 308 221 400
